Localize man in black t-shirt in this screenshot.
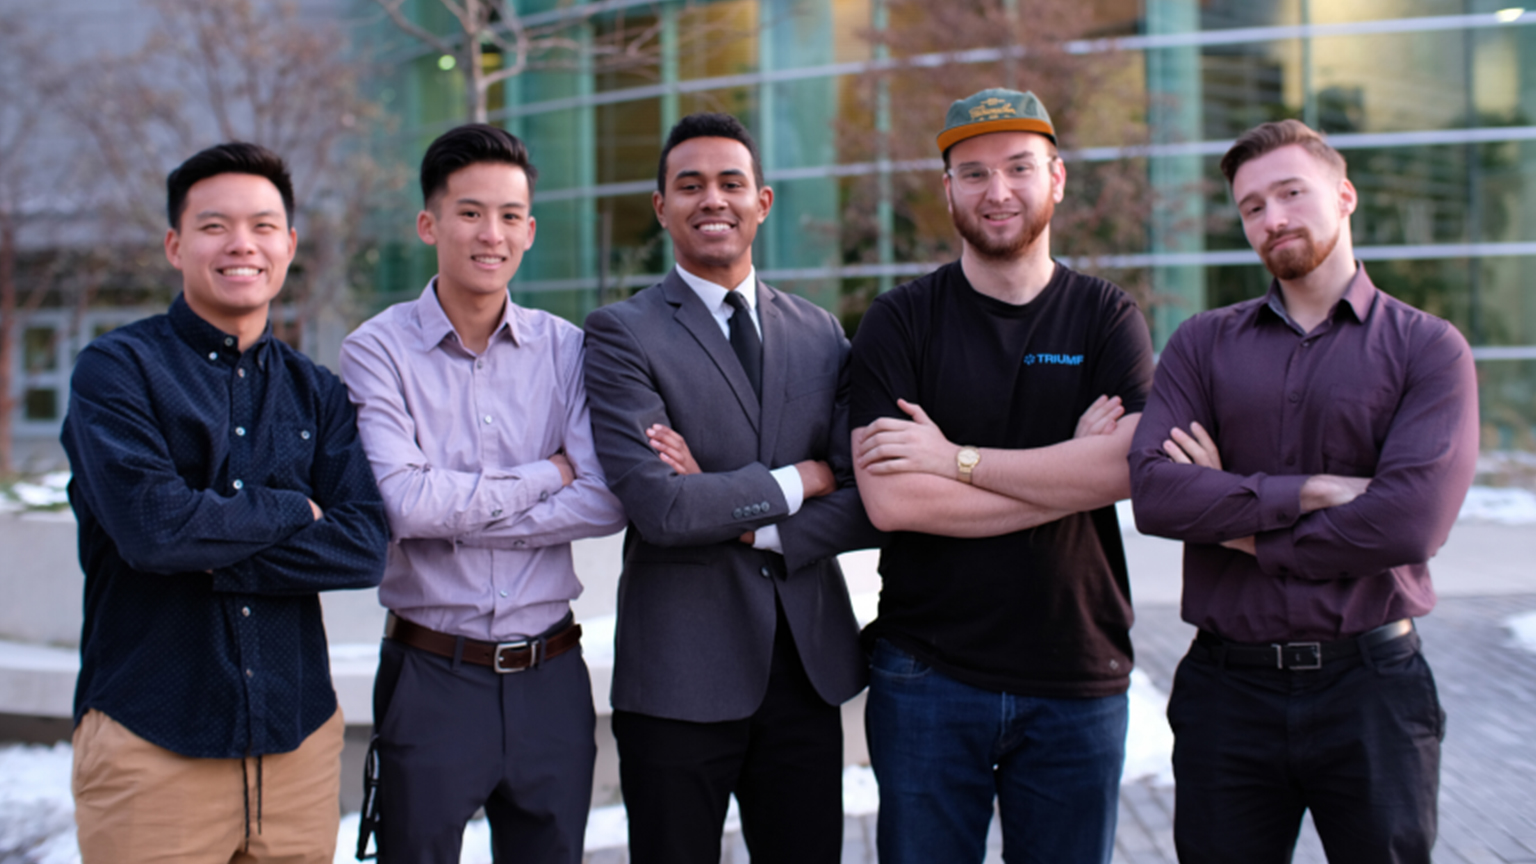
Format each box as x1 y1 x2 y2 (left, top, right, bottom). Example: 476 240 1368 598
850 88 1154 864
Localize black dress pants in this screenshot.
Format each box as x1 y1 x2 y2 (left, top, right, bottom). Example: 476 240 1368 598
372 632 597 864
1168 629 1445 864
612 599 844 864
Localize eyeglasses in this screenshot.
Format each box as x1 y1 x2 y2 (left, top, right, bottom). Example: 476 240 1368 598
945 158 1056 191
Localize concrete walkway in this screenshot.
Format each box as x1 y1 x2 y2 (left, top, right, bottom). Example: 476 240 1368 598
4 508 1535 862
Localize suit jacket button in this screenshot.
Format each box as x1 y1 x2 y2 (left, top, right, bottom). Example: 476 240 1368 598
733 508 743 519
760 566 771 578
761 500 770 511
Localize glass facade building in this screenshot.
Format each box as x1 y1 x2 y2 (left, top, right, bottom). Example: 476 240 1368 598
360 0 1536 451
8 1 1535 452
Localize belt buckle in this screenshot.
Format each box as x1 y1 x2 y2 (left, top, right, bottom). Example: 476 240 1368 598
1278 641 1322 670
493 638 540 674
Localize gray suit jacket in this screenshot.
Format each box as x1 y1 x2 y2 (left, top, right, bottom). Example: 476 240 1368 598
583 269 881 723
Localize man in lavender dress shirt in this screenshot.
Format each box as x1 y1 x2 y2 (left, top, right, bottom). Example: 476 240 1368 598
339 125 626 863
1129 120 1479 863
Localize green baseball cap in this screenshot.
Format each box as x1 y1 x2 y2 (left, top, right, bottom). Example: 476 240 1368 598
936 88 1056 153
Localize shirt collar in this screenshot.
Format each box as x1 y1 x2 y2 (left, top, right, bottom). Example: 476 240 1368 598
1258 260 1378 334
168 293 273 367
675 264 758 315
414 276 522 352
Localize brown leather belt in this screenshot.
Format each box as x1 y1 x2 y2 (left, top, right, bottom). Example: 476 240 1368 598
385 612 581 673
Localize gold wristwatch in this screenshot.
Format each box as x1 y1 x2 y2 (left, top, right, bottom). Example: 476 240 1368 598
956 446 981 484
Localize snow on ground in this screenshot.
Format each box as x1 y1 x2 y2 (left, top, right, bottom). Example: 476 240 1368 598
1459 485 1536 524
1507 610 1536 654
2 677 1176 863
0 472 71 512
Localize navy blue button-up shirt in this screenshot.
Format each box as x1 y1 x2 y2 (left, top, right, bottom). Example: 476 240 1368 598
62 295 388 758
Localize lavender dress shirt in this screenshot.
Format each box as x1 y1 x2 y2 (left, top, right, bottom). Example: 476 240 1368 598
340 281 627 641
1129 265 1479 643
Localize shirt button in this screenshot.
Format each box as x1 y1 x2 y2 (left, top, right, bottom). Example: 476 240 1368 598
514 540 526 548
232 479 244 490
484 415 493 424
238 368 246 378
235 426 246 436
224 337 234 346
245 669 253 678
499 590 509 597
476 360 484 370
241 606 251 617
539 491 550 502
491 508 503 517
1288 391 1301 403
300 430 311 440
208 352 218 361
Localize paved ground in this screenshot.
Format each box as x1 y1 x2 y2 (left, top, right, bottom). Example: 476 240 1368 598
1109 594 1536 864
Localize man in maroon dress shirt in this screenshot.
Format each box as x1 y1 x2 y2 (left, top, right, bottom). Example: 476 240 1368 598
1129 119 1479 864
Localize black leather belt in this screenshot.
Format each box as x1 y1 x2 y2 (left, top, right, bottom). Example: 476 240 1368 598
1196 618 1414 670
385 612 580 673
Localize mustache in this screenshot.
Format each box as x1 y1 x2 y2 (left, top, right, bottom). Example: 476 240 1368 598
1261 228 1310 256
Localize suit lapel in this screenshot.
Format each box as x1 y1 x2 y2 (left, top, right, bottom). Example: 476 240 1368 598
757 279 786 463
661 270 761 433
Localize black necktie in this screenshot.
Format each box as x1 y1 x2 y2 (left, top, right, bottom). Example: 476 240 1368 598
724 289 762 401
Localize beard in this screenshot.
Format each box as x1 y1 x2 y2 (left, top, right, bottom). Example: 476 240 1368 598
1260 224 1339 280
950 192 1055 262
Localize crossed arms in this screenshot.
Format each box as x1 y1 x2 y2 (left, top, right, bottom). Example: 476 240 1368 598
338 328 627 551
1128 322 1479 578
853 395 1138 537
65 344 387 595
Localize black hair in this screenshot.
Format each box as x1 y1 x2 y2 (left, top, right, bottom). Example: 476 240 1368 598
166 142 295 230
420 123 539 208
657 113 765 193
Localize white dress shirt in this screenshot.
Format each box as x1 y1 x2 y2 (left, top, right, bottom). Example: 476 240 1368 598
674 265 805 553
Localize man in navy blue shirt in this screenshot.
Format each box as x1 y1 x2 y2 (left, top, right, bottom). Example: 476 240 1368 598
61 142 388 863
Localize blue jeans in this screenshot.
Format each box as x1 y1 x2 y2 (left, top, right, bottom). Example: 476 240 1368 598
866 639 1127 864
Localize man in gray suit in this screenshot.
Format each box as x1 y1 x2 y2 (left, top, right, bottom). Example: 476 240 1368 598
584 112 880 864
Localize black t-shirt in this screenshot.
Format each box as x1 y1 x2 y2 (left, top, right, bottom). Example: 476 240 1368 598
849 260 1154 697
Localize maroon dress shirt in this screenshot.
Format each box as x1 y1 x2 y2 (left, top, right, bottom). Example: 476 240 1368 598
1129 264 1479 643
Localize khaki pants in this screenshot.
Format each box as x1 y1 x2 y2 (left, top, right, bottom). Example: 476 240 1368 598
72 707 344 864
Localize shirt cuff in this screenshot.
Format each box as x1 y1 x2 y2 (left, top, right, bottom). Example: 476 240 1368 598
753 524 784 553
770 465 804 516
1254 526 1301 578
1256 473 1308 532
496 459 566 518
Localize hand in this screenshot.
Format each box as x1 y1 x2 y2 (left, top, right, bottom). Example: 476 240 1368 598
739 531 755 545
647 424 701 475
1162 422 1222 470
794 459 836 499
1300 474 1370 513
306 498 323 521
852 398 958 478
550 452 576 487
1075 395 1124 438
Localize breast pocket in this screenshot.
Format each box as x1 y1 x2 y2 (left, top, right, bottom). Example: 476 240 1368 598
1321 383 1398 475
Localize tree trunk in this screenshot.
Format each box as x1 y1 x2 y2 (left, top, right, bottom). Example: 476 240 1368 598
0 211 16 476
467 0 487 123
